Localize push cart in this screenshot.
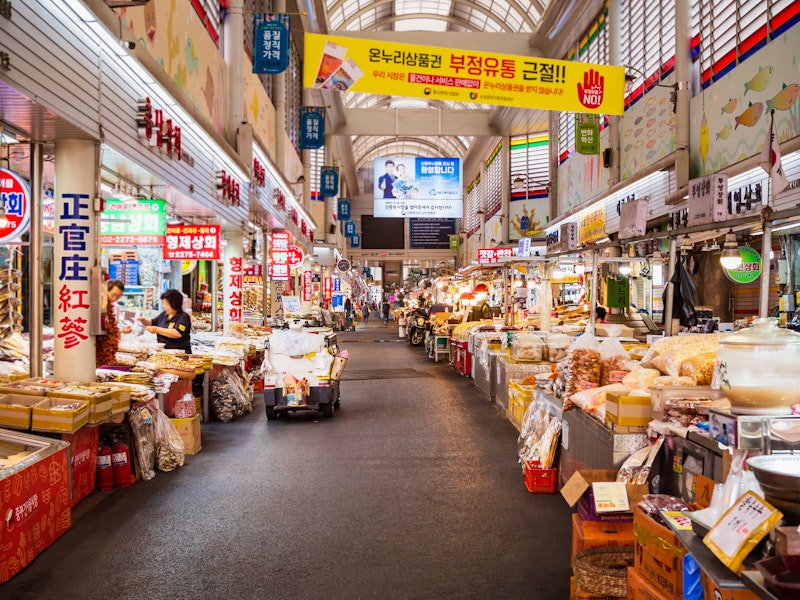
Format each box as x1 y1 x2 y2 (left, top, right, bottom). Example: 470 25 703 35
263 325 343 419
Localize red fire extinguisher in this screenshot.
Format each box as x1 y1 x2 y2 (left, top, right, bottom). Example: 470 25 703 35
111 437 132 489
96 443 113 491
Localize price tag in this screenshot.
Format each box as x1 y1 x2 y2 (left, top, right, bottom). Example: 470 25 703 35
592 482 630 513
661 511 693 531
705 491 782 569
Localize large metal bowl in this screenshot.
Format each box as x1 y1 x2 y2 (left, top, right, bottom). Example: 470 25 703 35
747 455 800 524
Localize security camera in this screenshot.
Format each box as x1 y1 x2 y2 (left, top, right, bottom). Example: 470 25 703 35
121 40 136 50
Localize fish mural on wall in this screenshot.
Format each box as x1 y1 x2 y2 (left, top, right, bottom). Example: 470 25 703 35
716 124 732 140
734 102 764 128
766 83 800 111
699 113 709 166
744 66 774 95
721 98 738 114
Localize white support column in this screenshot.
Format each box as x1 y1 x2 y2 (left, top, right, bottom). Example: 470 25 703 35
29 143 44 378
759 220 773 318
589 250 599 336
607 0 622 186
501 137 511 243
223 230 244 334
53 140 98 381
675 0 691 188
211 259 219 332
262 230 270 325
664 238 679 336
224 0 245 146
273 0 287 171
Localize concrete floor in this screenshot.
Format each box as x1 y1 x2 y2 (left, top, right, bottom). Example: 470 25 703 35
2 322 572 599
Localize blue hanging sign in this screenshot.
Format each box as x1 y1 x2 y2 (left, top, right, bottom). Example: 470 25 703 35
334 278 341 292
299 107 325 150
320 166 339 197
337 198 351 221
350 233 361 248
253 14 290 75
344 220 356 238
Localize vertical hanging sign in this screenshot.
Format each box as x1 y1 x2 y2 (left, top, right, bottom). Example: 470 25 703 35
253 14 290 74
324 277 332 300
344 220 356 238
575 114 600 155
55 192 92 352
227 254 244 326
299 107 325 150
302 270 313 302
320 166 339 197
337 198 351 221
350 233 361 248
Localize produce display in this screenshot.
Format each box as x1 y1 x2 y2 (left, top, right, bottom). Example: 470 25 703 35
511 333 544 362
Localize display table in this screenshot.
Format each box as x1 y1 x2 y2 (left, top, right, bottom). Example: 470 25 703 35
473 351 502 402
495 357 552 414
451 338 471 377
557 395 649 484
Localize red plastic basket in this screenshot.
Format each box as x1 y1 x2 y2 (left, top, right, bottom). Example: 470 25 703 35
524 461 558 493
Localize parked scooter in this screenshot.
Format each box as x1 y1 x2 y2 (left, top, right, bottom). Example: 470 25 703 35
406 307 429 346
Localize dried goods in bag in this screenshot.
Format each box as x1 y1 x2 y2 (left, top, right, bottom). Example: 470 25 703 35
152 408 185 472
174 393 197 419
211 368 253 422
563 333 601 401
128 404 156 481
599 337 633 386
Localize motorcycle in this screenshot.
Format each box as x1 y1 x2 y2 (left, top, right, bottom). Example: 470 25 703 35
406 307 429 346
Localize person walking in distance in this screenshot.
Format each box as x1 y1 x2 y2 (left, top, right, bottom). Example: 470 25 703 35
362 302 370 325
382 298 390 324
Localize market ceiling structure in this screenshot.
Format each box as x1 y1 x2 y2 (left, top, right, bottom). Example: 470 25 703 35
298 0 606 189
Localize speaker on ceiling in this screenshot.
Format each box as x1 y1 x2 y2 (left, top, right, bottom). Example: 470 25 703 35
329 224 336 235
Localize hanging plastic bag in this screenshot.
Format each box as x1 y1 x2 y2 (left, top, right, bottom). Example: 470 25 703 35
563 333 601 401
599 336 632 386
174 393 197 419
128 404 156 481
314 352 334 375
152 407 185 472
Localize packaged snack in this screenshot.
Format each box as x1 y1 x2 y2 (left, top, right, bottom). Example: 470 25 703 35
641 334 720 377
564 334 601 400
599 337 632 386
622 368 661 390
678 352 717 385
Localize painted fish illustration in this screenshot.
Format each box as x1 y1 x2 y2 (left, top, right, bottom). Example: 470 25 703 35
734 102 764 128
647 150 657 159
716 124 732 140
624 144 633 152
646 139 657 149
635 116 644 126
700 113 709 165
634 140 644 149
766 83 800 111
659 130 667 138
721 98 738 115
624 129 633 137
646 118 656 127
646 129 655 138
635 128 643 137
646 107 656 117
744 66 774 95
659 97 667 105
659 108 667 116
646 97 656 107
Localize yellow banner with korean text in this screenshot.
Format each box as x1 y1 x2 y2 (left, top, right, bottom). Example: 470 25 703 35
579 205 606 243
303 33 625 115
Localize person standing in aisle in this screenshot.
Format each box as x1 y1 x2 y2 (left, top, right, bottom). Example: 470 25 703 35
96 279 125 366
382 299 390 324
138 289 193 353
344 297 354 331
362 302 370 325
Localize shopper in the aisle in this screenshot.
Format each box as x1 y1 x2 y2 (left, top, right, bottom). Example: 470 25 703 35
362 302 370 325
344 297 355 331
138 289 193 353
382 299 390 324
96 279 125 366
595 306 608 324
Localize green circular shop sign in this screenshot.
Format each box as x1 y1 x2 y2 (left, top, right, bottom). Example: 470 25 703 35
724 246 762 284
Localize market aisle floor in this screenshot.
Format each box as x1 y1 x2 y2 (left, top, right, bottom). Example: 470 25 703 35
2 322 572 600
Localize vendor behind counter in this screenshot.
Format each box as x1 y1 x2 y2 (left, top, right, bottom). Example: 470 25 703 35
138 289 192 354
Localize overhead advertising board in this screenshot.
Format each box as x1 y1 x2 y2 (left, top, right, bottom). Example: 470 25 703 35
303 33 625 114
100 198 166 246
373 156 462 218
409 218 457 249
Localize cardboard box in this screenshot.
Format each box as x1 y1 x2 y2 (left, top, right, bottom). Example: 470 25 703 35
572 513 634 568
633 507 687 600
48 388 113 424
31 398 90 433
627 567 671 600
0 393 45 429
62 426 99 507
606 392 652 427
169 415 201 455
700 570 758 600
562 469 649 522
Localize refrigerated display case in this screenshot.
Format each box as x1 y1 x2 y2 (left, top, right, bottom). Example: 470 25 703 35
0 428 72 583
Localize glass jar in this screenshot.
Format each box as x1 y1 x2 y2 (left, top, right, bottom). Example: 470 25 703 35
716 318 800 414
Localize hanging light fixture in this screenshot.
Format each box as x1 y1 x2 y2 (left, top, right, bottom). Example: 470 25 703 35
574 257 586 275
619 264 632 276
720 230 743 270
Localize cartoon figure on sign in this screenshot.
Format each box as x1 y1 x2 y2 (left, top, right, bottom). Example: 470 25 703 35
511 205 541 238
578 68 604 110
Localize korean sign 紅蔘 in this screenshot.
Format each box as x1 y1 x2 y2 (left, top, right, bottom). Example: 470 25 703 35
304 33 624 115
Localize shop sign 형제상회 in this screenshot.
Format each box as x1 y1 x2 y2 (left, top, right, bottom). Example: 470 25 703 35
164 224 221 260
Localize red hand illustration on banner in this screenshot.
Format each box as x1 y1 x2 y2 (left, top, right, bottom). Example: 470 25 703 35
578 68 605 110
